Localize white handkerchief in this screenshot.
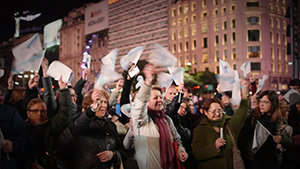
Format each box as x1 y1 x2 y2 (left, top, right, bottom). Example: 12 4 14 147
46 61 74 84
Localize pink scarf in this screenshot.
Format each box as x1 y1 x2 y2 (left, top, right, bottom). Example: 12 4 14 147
148 108 175 169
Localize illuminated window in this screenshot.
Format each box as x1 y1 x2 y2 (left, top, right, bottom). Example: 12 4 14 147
278 48 281 60
184 5 189 14
178 18 182 26
193 40 197 50
179 43 183 52
271 47 274 59
232 32 236 43
231 5 235 12
202 24 208 33
178 30 182 39
203 0 207 7
277 19 280 29
192 2 196 11
193 54 197 64
184 29 189 38
215 50 220 61
223 21 227 30
172 44 176 53
215 23 219 32
232 19 235 28
203 52 208 63
172 8 176 17
224 49 228 60
232 48 236 60
215 35 219 46
192 27 197 36
270 18 273 27
223 7 226 15
223 34 227 44
172 33 176 40
270 31 274 43
172 20 176 26
185 41 189 51
248 46 260 58
214 0 218 5
178 6 182 16
215 9 218 16
191 15 196 23
184 17 189 24
278 64 282 72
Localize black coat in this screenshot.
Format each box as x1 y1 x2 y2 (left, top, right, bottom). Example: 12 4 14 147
0 104 28 169
72 108 126 169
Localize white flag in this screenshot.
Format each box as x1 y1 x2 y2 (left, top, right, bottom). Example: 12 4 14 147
20 13 41 21
101 49 119 71
46 61 74 84
231 71 241 108
148 43 177 67
255 75 269 95
135 75 144 89
157 72 173 90
240 61 251 78
252 121 273 153
120 46 144 70
11 33 44 74
167 67 184 85
44 19 62 48
94 49 122 89
283 89 298 103
218 60 235 92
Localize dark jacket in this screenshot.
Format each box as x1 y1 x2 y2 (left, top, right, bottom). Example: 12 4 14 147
72 108 126 169
24 88 72 169
0 104 28 169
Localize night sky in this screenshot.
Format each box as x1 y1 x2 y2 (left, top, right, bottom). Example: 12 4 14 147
0 0 100 42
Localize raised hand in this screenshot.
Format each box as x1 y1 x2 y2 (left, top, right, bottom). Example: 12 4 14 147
240 79 249 100
41 58 49 77
143 63 155 86
115 79 124 92
7 75 14 90
28 74 40 89
82 68 90 81
58 76 67 90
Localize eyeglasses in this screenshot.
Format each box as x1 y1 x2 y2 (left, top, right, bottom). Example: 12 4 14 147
29 109 46 114
208 109 223 114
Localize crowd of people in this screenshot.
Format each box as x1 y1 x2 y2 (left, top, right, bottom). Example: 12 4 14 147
1 57 300 169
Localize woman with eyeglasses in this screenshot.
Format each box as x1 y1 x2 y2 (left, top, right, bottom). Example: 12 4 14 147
191 80 250 169
250 90 291 169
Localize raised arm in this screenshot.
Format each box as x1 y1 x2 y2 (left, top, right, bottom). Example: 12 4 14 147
131 64 154 130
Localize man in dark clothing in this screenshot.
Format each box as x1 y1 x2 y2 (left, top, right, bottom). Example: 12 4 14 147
0 103 28 169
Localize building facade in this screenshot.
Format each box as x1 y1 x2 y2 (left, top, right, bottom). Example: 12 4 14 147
59 5 109 84
169 0 291 90
108 0 169 72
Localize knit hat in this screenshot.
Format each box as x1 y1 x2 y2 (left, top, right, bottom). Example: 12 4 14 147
289 92 300 106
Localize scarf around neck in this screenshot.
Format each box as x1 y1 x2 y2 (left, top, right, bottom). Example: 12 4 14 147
148 108 175 169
